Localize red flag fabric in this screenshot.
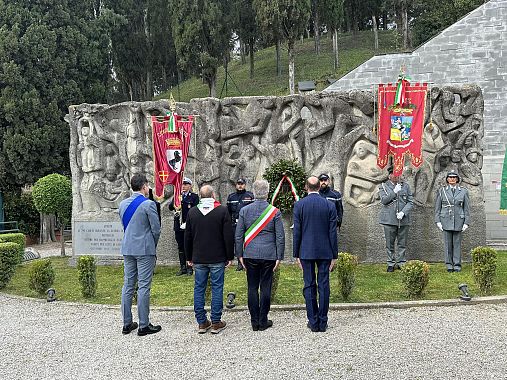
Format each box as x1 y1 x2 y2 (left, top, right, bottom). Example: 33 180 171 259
152 113 193 207
377 82 428 176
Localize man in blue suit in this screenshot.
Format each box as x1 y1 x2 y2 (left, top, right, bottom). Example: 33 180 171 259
293 176 338 333
119 174 162 336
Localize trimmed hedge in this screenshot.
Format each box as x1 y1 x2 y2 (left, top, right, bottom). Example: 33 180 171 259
0 233 25 263
336 252 358 300
77 256 97 298
471 246 497 295
401 260 430 298
28 259 55 295
0 242 21 289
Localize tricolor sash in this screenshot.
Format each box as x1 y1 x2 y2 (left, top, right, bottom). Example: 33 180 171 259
243 204 278 248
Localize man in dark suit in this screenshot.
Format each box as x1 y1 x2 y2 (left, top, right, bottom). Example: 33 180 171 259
293 176 338 333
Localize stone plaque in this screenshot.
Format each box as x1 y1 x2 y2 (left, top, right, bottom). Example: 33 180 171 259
73 221 123 256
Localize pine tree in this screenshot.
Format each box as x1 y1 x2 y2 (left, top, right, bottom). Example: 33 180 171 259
171 0 232 97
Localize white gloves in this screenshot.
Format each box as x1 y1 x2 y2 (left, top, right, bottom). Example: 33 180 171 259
396 212 404 220
393 183 402 194
436 222 443 231
462 224 469 232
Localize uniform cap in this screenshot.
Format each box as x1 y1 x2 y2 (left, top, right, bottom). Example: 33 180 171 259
182 177 192 185
236 178 246 184
318 173 330 181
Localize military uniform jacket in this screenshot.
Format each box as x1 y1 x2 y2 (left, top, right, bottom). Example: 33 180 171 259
169 192 199 231
319 187 344 227
434 185 470 231
378 181 414 226
226 190 254 227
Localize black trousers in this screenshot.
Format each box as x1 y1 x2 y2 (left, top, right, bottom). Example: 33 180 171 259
244 258 276 327
174 230 186 268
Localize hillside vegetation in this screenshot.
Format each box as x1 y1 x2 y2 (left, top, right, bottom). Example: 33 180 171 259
158 30 402 102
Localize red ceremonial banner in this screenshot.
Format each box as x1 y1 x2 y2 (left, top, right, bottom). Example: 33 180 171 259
377 82 428 176
151 113 193 206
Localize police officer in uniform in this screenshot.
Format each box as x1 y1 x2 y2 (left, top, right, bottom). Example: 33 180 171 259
227 178 254 271
169 177 199 275
378 167 414 272
434 171 470 272
318 173 344 229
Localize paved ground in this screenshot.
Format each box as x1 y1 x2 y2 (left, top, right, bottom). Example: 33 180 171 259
1 294 506 380
26 242 73 258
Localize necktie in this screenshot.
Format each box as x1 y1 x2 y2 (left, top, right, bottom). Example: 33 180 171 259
451 188 455 195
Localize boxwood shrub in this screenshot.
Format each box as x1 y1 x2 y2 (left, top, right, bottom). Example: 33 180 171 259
471 246 497 295
0 242 21 289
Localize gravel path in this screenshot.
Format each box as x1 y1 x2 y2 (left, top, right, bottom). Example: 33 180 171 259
1 294 506 380
26 242 73 258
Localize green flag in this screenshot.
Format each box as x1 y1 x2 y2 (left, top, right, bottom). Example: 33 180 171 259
501 150 507 215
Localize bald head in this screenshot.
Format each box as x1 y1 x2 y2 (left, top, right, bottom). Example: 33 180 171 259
199 185 215 199
306 176 320 192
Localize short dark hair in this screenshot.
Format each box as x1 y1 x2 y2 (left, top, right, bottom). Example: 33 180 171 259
131 174 148 191
306 176 320 192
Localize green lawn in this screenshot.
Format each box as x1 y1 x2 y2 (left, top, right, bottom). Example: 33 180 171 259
157 30 402 102
3 251 506 306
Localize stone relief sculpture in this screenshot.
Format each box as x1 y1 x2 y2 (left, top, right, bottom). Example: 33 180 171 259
67 86 484 220
344 140 387 207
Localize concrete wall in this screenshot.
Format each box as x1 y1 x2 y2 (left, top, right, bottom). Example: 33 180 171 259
324 0 507 243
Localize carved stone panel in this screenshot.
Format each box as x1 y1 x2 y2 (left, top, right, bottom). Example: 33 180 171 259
67 86 485 262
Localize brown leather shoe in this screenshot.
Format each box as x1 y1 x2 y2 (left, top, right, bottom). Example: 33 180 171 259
210 320 227 334
198 320 212 334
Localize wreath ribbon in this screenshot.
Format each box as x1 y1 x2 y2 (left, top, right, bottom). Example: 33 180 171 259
271 175 300 205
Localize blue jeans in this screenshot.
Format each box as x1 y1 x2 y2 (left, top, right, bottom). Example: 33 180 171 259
121 255 156 328
193 263 226 324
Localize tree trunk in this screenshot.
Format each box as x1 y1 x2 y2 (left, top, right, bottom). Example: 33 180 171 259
249 39 254 79
276 39 282 77
372 15 379 51
314 9 320 55
401 3 409 50
240 39 246 64
146 70 153 100
288 39 295 95
40 214 57 243
60 225 65 256
352 6 359 35
333 29 339 70
209 73 217 98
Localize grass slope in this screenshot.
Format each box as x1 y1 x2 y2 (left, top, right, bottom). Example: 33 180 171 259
157 30 402 102
3 251 506 306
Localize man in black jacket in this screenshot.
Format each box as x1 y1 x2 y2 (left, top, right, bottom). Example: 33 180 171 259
169 177 199 275
185 185 234 334
226 177 254 271
318 173 344 229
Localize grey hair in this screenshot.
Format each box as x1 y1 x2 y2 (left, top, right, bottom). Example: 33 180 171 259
199 184 215 198
253 180 270 200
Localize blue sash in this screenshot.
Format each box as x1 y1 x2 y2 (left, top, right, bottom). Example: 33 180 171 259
122 195 148 231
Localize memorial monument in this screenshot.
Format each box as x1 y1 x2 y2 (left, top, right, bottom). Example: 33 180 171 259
66 85 486 263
